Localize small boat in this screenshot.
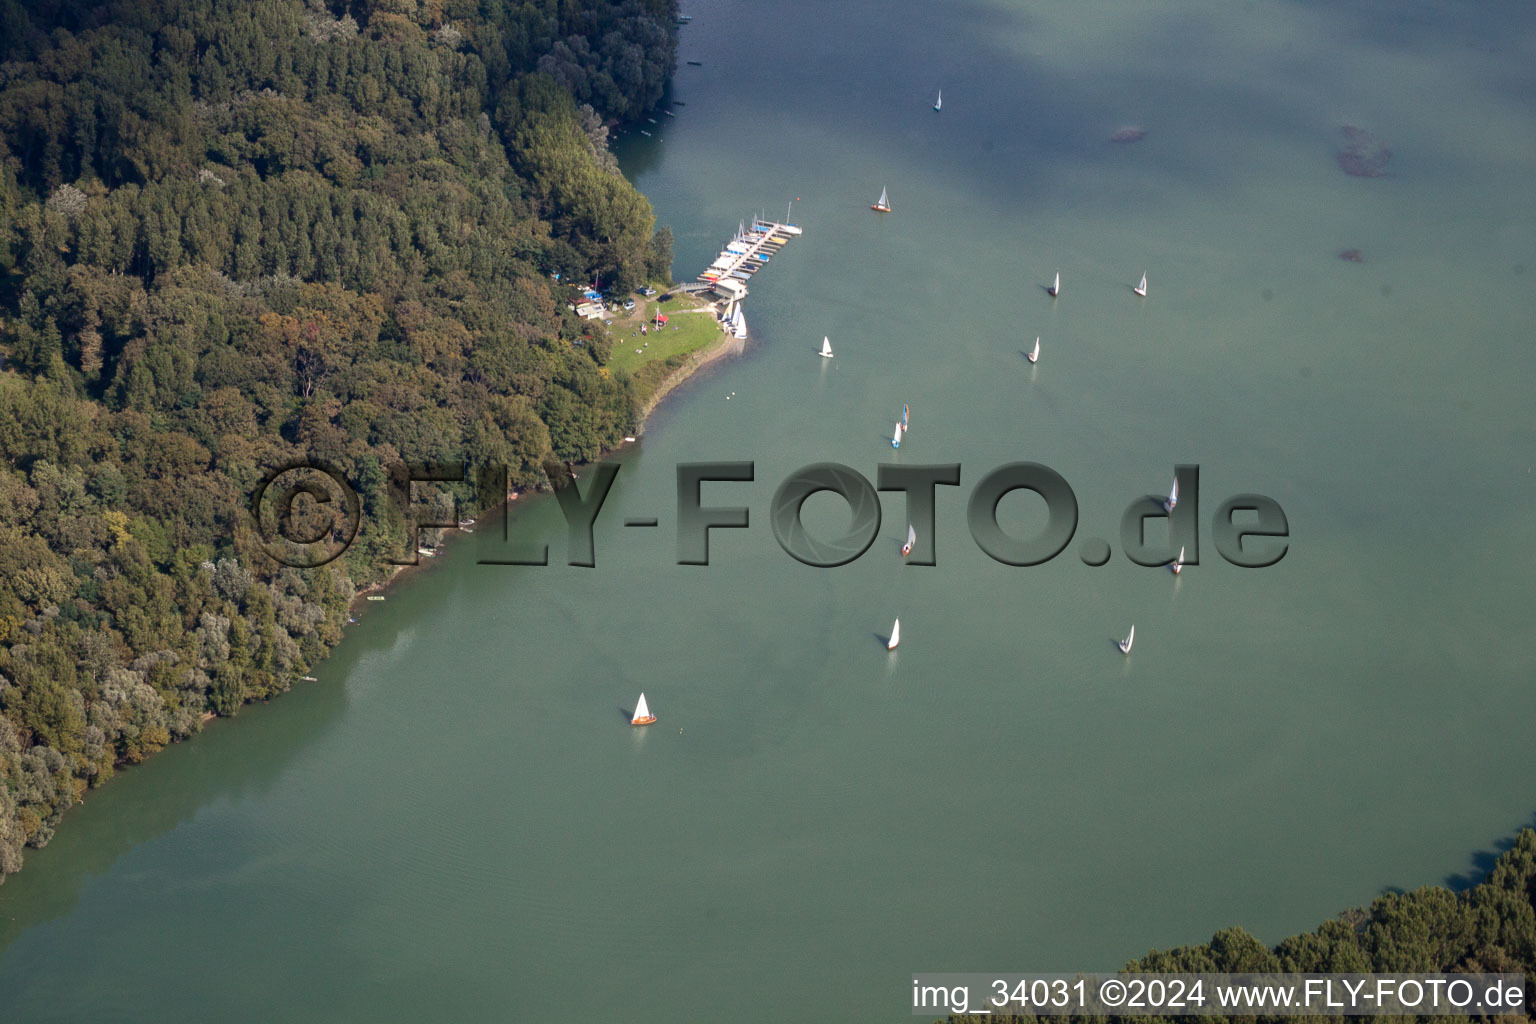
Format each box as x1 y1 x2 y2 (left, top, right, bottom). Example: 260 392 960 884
673 100 687 105
460 527 474 534
677 13 692 22
902 524 916 558
933 89 942 111
1048 271 1060 297
891 421 902 449
1118 625 1135 654
1171 546 1185 575
819 336 833 358
902 403 909 433
732 305 747 339
887 619 901 650
623 435 637 442
631 692 657 725
687 60 703 66
1134 272 1147 297
418 548 436 558
301 675 318 682
461 517 476 527
647 117 657 124
1164 477 1178 513
664 110 675 117
366 595 386 602
1027 336 1040 363
639 129 652 136
871 186 891 213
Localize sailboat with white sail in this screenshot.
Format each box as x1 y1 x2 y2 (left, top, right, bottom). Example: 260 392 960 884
1047 271 1060 297
887 619 901 650
891 421 902 448
933 89 942 111
1134 272 1148 297
902 524 916 558
1171 546 1185 575
1117 625 1135 654
631 692 656 725
1164 477 1178 513
871 186 891 213
819 336 833 358
731 304 747 339
1027 336 1040 363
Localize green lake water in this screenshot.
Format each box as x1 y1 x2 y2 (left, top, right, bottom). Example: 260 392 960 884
2 1 1535 1019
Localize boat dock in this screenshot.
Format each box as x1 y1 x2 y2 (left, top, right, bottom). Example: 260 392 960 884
697 219 802 300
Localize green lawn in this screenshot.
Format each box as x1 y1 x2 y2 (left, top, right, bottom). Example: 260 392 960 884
604 296 725 380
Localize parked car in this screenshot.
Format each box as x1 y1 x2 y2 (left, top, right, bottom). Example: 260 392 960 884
623 299 636 311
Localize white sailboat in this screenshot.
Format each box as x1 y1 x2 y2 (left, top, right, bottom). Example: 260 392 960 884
871 186 891 213
1164 477 1178 513
902 524 916 558
1118 625 1135 654
631 692 656 725
1027 336 1040 363
891 421 902 448
819 336 833 358
1134 272 1148 297
933 89 942 111
732 304 747 339
1171 546 1185 575
1048 271 1060 297
887 619 901 650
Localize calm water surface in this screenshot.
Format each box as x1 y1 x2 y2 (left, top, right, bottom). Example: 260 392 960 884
3 1 1535 1019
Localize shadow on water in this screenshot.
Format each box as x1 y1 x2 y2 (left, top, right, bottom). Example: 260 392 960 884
1442 812 1536 891
618 706 635 722
0 631 358 954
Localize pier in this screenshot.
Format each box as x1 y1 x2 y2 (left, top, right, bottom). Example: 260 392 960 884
697 219 802 300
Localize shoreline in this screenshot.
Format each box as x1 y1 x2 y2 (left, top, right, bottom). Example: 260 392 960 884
344 299 743 612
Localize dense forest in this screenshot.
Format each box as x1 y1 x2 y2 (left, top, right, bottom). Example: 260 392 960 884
942 826 1536 1023
0 0 677 882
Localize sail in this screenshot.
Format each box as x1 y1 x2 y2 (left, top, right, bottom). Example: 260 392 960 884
891 422 902 448
1137 272 1147 294
632 692 653 724
1168 478 1178 508
902 403 909 430
1119 625 1134 653
888 619 900 650
821 336 833 357
903 524 916 556
934 90 942 110
1029 337 1039 362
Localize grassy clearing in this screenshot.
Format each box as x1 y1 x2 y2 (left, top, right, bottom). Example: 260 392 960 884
604 293 727 393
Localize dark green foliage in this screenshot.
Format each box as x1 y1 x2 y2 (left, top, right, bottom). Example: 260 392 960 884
941 829 1536 1024
0 0 675 884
